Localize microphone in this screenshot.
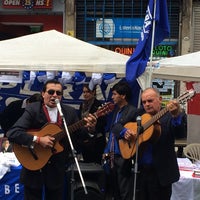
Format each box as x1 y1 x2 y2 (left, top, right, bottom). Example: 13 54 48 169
136 116 143 134
55 99 63 117
136 116 141 127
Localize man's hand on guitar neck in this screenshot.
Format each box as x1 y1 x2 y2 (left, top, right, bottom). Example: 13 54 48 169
167 100 181 118
84 113 97 132
124 129 136 141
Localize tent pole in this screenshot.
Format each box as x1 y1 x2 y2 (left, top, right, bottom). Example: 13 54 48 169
147 0 157 88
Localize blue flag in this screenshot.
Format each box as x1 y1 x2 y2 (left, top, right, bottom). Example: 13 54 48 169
125 0 170 83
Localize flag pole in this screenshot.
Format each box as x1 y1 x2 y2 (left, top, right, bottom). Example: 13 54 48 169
147 0 157 88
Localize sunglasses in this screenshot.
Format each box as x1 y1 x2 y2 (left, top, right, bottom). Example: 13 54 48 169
46 89 63 96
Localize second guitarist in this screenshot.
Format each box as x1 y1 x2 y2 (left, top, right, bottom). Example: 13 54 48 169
6 79 97 200
126 88 187 200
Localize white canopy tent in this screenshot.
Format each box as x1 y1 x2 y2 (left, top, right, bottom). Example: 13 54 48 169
1 29 200 89
0 29 132 108
0 29 129 75
137 51 200 89
1 29 199 91
152 51 200 82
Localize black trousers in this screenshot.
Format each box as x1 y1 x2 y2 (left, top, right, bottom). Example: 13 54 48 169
136 166 172 200
106 156 133 200
24 185 64 200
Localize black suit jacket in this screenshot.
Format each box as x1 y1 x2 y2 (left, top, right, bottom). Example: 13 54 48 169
152 112 184 186
137 108 186 186
7 101 79 189
0 100 25 133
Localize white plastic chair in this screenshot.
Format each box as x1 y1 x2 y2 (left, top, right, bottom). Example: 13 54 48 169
183 143 200 163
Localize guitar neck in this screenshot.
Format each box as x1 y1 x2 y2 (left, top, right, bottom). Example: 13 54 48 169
53 102 114 142
53 119 86 141
142 107 169 131
68 119 86 133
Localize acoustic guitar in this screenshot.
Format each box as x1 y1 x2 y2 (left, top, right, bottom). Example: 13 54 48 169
119 89 195 159
13 102 114 171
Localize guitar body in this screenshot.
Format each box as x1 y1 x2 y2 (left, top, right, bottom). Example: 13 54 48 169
119 113 155 159
13 123 63 171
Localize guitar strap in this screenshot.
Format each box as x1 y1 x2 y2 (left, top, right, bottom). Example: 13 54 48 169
42 104 63 127
109 111 121 168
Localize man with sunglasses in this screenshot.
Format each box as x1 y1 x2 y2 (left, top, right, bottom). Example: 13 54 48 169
6 79 97 200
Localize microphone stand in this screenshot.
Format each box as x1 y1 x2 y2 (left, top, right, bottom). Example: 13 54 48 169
133 116 143 200
55 100 88 200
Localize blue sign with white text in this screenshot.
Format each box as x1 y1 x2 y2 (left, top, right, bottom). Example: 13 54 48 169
96 18 143 38
113 18 143 38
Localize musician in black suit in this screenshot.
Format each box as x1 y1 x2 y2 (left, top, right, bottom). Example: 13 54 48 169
78 83 107 164
6 79 97 200
103 81 137 200
127 88 187 200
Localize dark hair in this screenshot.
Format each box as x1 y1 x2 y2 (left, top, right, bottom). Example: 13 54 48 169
28 93 42 103
83 83 96 92
42 79 63 93
112 81 131 101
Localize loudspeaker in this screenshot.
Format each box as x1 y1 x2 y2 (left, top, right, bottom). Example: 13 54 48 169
66 162 105 200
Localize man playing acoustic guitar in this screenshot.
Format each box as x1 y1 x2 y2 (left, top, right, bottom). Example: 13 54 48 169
125 87 188 200
103 81 138 200
6 79 97 200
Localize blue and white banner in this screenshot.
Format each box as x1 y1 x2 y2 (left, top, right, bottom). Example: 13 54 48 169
0 165 24 200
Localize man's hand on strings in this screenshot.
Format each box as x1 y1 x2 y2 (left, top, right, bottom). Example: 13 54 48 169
124 129 136 141
38 136 55 148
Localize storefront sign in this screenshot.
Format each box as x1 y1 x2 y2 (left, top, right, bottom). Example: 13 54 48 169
112 45 176 57
2 0 52 9
152 79 175 107
114 47 135 56
111 44 176 57
96 18 143 38
153 45 175 57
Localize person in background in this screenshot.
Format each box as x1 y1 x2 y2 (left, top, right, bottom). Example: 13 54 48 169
1 139 12 153
127 88 187 200
103 81 137 200
6 79 97 200
0 93 42 134
78 83 107 164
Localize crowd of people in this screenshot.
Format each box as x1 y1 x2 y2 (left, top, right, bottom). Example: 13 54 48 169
0 79 187 200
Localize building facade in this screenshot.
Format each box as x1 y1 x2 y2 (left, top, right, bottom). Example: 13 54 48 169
0 0 198 56
65 0 198 57
0 0 64 39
